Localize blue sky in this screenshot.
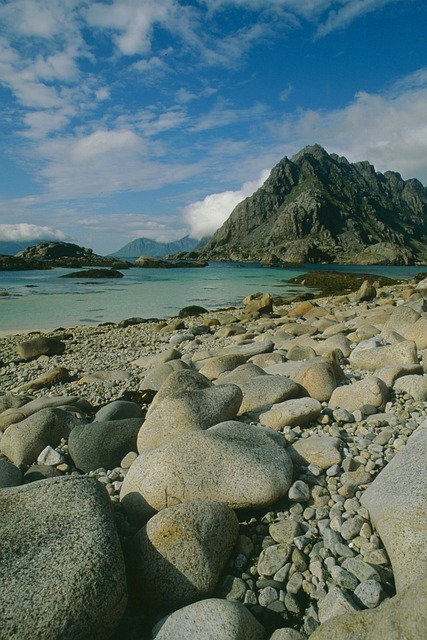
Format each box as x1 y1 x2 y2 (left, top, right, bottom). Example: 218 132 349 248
0 0 426 254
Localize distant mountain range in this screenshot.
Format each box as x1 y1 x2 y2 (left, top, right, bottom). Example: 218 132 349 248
109 235 200 258
199 144 427 265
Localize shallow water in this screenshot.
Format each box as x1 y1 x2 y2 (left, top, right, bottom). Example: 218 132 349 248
0 261 422 331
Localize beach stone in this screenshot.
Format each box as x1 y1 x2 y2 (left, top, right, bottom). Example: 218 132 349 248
137 371 242 452
375 363 423 387
130 501 239 609
121 421 292 524
220 339 275 358
68 417 143 473
361 423 427 592
24 463 62 482
79 369 132 384
15 366 70 392
382 304 421 336
152 598 265 640
315 334 352 358
139 360 190 390
310 580 427 640
289 435 342 470
0 395 82 430
355 280 376 302
288 480 310 502
0 394 32 413
250 352 285 367
217 363 267 384
0 475 127 639
0 407 79 466
269 630 306 640
16 335 65 360
317 585 360 623
258 397 322 429
288 301 316 317
403 317 427 349
215 324 247 337
0 459 22 488
236 375 300 415
269 519 301 544
93 400 143 422
328 376 388 413
178 305 208 317
291 360 340 402
243 292 273 315
349 340 418 371
393 374 427 401
198 354 248 380
353 580 383 608
37 444 64 466
341 558 380 583
286 344 317 361
257 543 292 577
131 348 182 368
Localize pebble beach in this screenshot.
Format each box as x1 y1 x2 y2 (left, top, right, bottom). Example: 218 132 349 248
1 277 427 639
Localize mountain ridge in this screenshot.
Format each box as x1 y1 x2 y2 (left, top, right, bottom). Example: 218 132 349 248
109 235 199 258
198 144 427 265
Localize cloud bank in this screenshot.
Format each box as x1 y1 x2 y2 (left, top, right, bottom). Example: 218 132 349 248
184 169 270 239
0 223 67 242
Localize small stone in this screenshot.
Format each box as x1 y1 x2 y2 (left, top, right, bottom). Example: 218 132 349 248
288 480 310 502
353 580 384 608
257 544 292 577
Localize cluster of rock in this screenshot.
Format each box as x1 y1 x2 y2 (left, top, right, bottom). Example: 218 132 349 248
134 256 208 268
1 276 427 638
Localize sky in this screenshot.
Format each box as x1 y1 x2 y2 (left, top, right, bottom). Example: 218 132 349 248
0 0 426 255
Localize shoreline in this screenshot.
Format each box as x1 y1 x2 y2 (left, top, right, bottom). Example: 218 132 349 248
1 277 427 638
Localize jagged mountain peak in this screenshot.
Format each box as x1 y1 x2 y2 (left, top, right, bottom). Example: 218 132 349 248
199 145 427 265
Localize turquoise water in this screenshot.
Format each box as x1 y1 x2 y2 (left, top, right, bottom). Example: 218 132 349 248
0 262 423 331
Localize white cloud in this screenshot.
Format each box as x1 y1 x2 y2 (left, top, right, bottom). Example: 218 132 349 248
0 223 66 242
274 74 427 182
316 0 402 38
183 169 270 239
68 129 143 163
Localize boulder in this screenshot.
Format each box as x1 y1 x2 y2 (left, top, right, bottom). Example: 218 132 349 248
121 421 293 524
349 340 418 371
310 579 427 640
381 304 421 336
130 501 239 609
375 363 423 387
178 305 209 317
242 292 273 315
68 418 143 473
0 476 127 639
137 371 242 452
289 435 342 470
290 360 341 402
257 397 322 429
16 336 65 360
0 408 79 466
93 400 143 422
361 424 427 592
0 459 22 488
393 374 427 401
329 377 388 414
198 354 248 380
152 598 266 640
403 317 427 349
355 280 376 302
0 395 83 430
234 375 300 415
139 360 190 391
14 366 70 392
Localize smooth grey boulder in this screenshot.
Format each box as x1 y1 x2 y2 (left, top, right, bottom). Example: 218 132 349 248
393 374 427 401
130 501 239 609
375 363 423 387
315 334 352 358
15 366 70 392
235 375 300 415
404 316 427 349
310 579 427 640
289 435 342 470
0 476 127 639
93 400 143 422
121 421 293 524
198 354 248 380
152 598 266 640
257 397 322 429
381 304 421 336
139 360 190 391
216 363 267 384
131 347 182 368
0 408 79 466
361 424 427 592
68 417 143 472
0 459 22 488
137 370 242 452
349 340 418 371
329 376 388 413
0 395 84 430
16 335 65 360
220 339 275 358
0 394 32 413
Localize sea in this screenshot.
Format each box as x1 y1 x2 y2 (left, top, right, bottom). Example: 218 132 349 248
0 261 424 331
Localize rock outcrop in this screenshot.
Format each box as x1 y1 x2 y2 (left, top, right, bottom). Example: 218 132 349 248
198 144 427 264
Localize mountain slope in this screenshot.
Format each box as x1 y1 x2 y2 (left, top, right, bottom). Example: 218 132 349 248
199 145 427 265
109 235 199 258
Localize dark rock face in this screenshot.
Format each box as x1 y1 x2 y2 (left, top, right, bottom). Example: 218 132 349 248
60 268 124 278
199 145 427 265
135 256 208 268
0 241 131 270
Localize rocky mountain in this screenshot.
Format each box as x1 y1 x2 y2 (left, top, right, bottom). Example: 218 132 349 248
109 235 199 258
0 242 130 270
0 240 44 255
199 145 427 265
